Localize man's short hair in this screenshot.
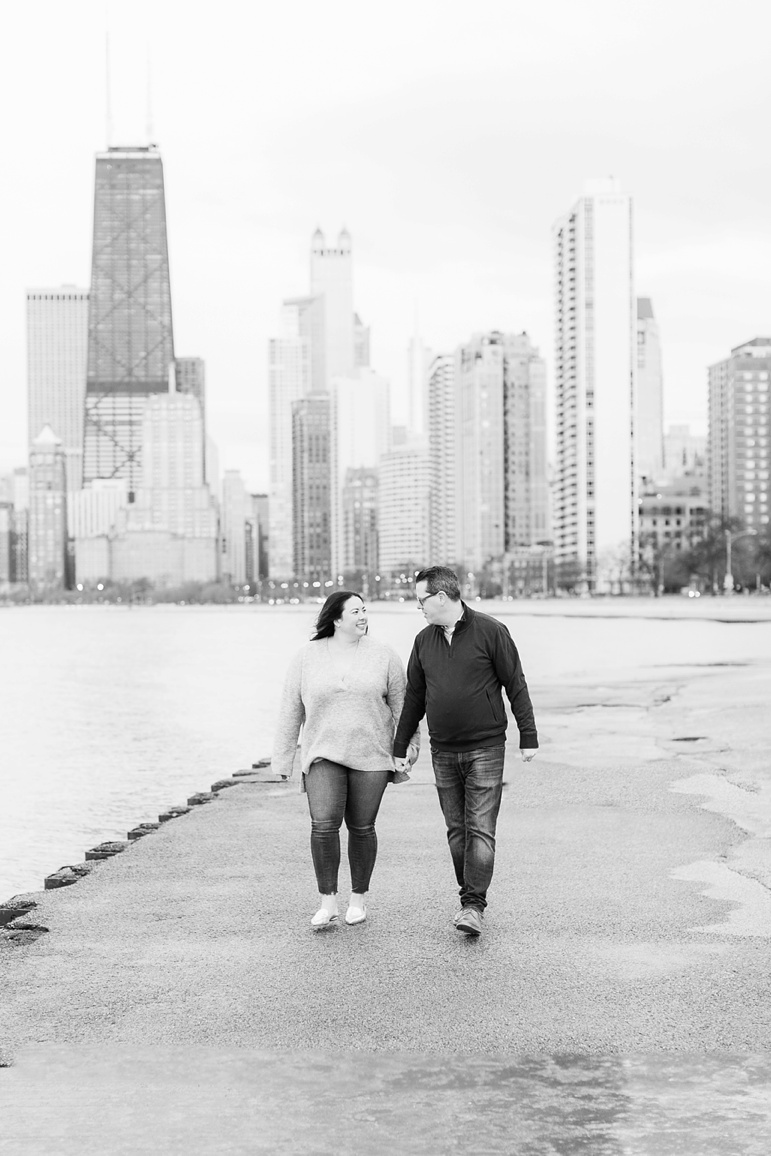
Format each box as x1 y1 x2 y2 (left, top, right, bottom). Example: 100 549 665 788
415 566 461 601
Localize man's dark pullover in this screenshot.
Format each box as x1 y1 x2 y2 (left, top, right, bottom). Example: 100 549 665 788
393 604 538 756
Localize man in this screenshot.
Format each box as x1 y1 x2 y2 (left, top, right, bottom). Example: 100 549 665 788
394 566 538 937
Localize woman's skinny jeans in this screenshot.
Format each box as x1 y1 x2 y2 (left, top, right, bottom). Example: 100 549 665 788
304 759 390 895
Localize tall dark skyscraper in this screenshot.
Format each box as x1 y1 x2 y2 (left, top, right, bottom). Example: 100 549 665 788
83 146 175 496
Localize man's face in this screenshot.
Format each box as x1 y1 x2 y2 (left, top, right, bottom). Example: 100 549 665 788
415 580 445 625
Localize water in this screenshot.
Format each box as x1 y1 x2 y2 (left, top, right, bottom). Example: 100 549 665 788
2 601 770 900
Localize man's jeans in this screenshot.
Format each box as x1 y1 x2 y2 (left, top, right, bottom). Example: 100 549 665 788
431 745 505 911
304 759 390 895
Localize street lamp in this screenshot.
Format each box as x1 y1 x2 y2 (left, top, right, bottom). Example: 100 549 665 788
724 528 758 594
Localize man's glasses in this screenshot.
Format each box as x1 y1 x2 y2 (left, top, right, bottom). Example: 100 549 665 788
416 591 443 607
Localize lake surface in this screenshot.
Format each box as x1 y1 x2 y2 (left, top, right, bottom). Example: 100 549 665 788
2 601 770 900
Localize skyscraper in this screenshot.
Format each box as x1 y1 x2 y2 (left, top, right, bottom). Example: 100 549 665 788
268 229 364 579
26 286 89 492
310 227 354 388
221 469 248 584
427 354 457 565
268 301 312 577
636 298 664 482
553 178 637 592
708 337 771 530
455 331 548 571
28 425 68 589
175 356 206 476
341 468 379 577
292 395 332 583
378 437 430 576
83 146 175 495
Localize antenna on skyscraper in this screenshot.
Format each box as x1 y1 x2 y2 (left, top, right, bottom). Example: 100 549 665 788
146 43 155 144
105 30 113 148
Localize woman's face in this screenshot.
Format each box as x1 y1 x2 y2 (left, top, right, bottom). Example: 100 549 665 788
334 596 368 640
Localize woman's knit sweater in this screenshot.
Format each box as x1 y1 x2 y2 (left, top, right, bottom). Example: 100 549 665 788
272 635 412 782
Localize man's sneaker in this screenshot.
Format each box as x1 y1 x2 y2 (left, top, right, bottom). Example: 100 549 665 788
455 907 483 936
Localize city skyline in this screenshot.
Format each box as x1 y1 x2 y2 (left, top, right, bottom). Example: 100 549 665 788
2 2 770 493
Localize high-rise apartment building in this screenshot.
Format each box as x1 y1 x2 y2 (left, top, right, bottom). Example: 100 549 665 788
553 178 637 591
427 354 457 565
28 425 68 589
455 332 548 571
26 286 89 493
292 395 332 582
246 493 269 586
378 438 430 576
341 468 378 577
83 146 174 495
708 337 771 529
221 469 248 584
636 298 664 482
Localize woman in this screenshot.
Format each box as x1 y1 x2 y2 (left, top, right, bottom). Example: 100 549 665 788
272 590 417 929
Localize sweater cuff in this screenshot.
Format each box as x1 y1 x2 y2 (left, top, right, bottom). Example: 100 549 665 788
518 732 539 749
393 741 408 759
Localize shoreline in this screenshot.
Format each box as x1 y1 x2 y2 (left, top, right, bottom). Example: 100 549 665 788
3 593 771 623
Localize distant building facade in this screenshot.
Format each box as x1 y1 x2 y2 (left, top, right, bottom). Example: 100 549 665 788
455 331 548 571
74 394 218 586
663 424 706 480
708 337 771 529
221 469 248 584
639 477 708 555
268 300 313 577
174 357 206 475
378 438 430 576
28 425 68 589
636 298 664 482
26 286 89 493
83 146 174 494
341 468 378 576
292 395 332 583
427 354 457 566
330 368 390 575
553 178 637 591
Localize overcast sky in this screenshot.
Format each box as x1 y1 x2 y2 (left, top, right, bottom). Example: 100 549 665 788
1 0 769 491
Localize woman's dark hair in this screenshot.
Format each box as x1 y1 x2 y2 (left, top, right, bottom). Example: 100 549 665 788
311 590 364 640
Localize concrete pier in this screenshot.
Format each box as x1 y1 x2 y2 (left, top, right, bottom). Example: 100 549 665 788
2 647 771 1152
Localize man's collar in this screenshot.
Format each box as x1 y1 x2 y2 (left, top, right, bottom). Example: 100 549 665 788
435 601 468 632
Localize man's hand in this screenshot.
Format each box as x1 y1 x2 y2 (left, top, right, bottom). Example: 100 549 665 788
394 757 411 772
520 749 537 763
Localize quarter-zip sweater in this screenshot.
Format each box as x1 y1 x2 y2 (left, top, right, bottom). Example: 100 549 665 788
393 604 538 756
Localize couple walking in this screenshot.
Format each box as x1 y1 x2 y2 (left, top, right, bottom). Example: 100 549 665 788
271 566 538 937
